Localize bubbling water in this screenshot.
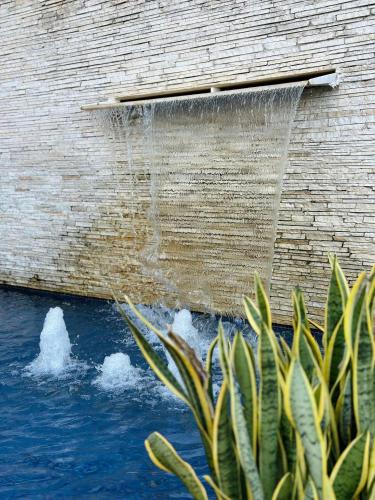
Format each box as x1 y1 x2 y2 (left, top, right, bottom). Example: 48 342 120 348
121 304 216 359
93 352 142 392
26 307 73 376
171 309 201 354
167 309 202 379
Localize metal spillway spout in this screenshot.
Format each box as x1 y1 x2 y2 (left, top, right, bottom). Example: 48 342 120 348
307 72 340 88
80 70 339 111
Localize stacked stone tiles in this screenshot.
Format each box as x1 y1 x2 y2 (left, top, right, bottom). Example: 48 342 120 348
0 0 374 323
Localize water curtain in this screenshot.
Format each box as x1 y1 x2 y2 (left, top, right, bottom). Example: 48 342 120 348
95 83 305 315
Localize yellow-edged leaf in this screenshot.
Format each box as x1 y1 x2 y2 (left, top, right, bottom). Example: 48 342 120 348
330 433 370 500
145 432 208 500
286 360 327 496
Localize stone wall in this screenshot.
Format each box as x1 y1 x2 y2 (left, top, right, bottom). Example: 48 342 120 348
0 0 374 324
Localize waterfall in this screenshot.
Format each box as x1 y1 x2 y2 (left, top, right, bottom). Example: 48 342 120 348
95 83 305 315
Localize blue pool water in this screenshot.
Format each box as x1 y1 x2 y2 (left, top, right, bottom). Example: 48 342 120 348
0 287 214 499
0 286 293 499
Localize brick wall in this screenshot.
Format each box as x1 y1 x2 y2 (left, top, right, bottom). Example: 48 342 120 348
0 0 374 323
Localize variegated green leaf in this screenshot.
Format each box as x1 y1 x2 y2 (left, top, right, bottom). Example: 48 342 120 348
259 322 280 498
203 475 231 500
166 344 213 431
286 360 326 497
232 332 257 454
118 307 187 403
292 289 317 382
145 432 208 500
368 437 375 495
218 321 230 379
304 476 319 500
344 272 367 351
296 289 323 368
353 291 375 435
324 317 345 393
228 367 264 499
243 296 262 335
255 273 272 329
212 382 240 498
205 335 218 403
330 433 369 500
279 336 292 368
368 265 375 313
271 472 293 500
325 257 342 348
336 370 354 446
323 257 349 396
279 411 296 476
121 298 215 475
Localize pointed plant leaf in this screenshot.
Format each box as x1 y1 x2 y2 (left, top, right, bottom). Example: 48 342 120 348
309 319 324 333
228 367 264 499
304 476 319 500
271 472 293 500
218 322 230 379
119 298 216 475
294 461 306 499
325 256 343 348
324 317 346 393
368 437 375 495
203 475 231 500
352 289 375 435
279 336 292 368
294 286 323 370
295 287 310 332
165 343 214 434
258 322 280 498
292 289 316 381
344 272 367 352
205 335 218 403
325 255 349 346
145 432 208 500
312 364 340 457
277 433 288 475
368 265 375 313
168 330 207 385
255 273 272 329
330 433 370 500
286 360 326 496
336 370 354 446
279 411 297 476
212 382 240 498
125 297 214 434
117 306 188 403
232 332 257 454
243 296 262 335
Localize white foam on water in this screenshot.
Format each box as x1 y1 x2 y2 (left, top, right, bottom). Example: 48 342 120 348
166 309 203 379
119 303 258 401
26 307 79 377
120 304 213 355
120 303 257 357
171 309 201 355
93 352 142 392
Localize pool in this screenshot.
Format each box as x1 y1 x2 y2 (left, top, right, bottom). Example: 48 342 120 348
0 286 294 499
0 287 216 499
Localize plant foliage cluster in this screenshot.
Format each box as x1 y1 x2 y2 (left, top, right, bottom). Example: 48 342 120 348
117 256 375 499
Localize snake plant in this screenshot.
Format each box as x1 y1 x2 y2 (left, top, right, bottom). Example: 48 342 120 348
116 256 375 499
